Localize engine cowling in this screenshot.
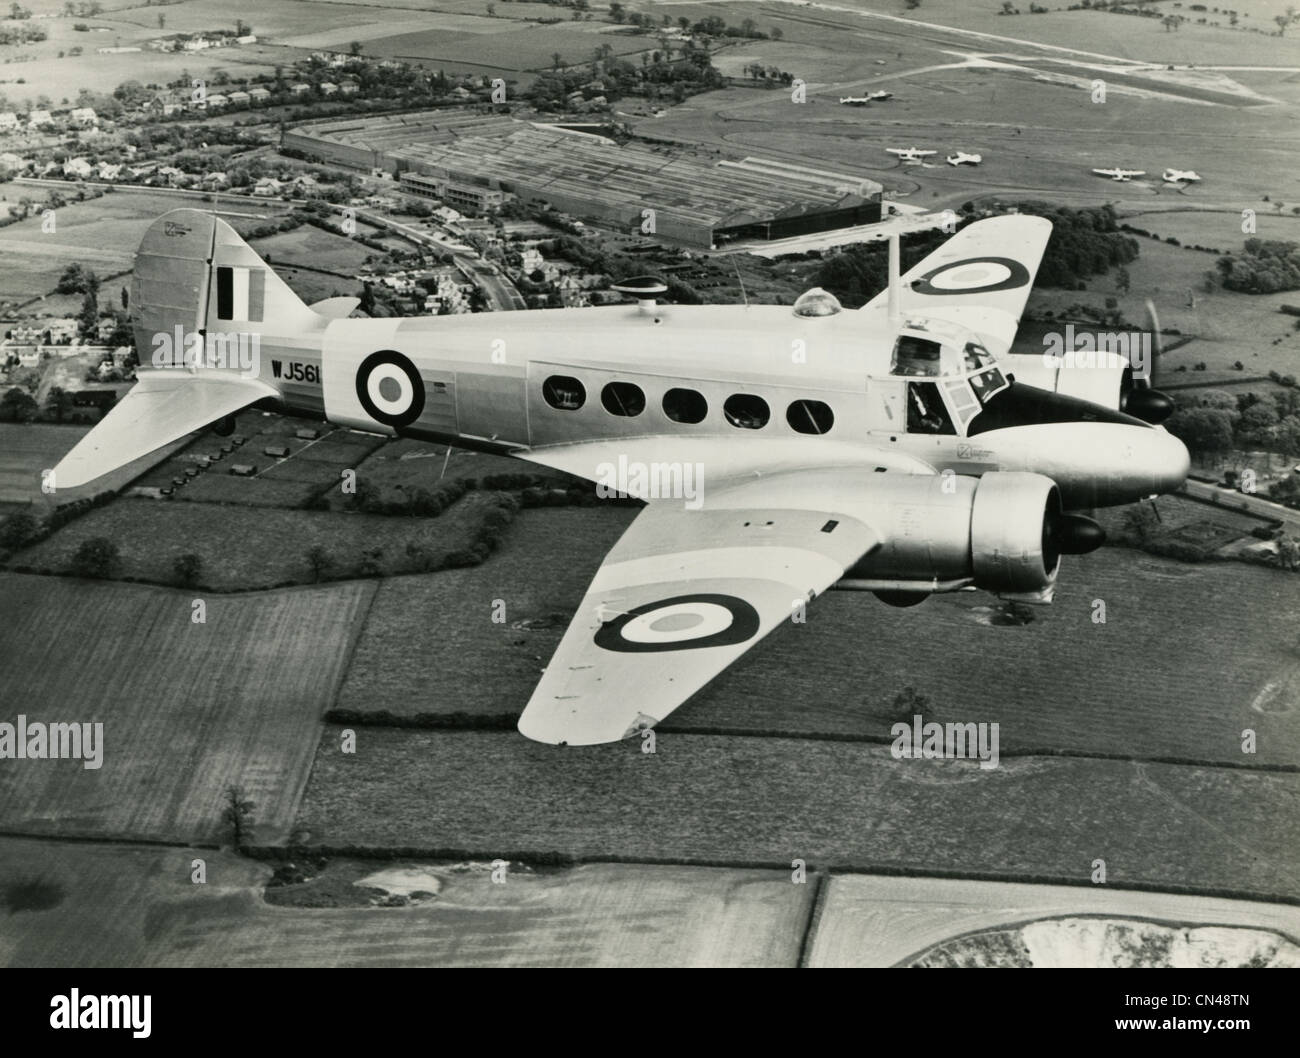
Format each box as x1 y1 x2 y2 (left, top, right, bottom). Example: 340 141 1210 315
841 471 1101 599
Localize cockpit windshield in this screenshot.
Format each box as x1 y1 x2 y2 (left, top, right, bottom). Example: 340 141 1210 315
968 364 1008 404
890 326 1009 425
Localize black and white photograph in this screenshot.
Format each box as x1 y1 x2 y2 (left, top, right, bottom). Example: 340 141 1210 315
0 0 1297 1000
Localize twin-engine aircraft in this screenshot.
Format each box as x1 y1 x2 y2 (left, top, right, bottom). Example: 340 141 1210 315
53 209 1188 745
1162 168 1201 184
946 152 982 167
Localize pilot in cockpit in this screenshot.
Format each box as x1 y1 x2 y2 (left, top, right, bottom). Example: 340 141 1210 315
892 335 944 377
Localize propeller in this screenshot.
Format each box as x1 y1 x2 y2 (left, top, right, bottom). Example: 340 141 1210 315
1119 300 1176 424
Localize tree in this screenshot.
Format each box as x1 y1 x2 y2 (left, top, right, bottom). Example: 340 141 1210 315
1 387 38 423
173 552 203 587
44 386 72 424
305 544 332 581
609 2 625 23
486 1 495 15
1164 407 1234 458
0 509 39 551
223 784 255 845
349 40 362 56
889 686 929 721
78 288 99 340
157 12 164 29
771 26 783 41
71 537 120 579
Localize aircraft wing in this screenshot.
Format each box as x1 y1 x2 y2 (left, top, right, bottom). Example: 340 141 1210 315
860 213 1053 358
52 371 277 489
515 465 894 745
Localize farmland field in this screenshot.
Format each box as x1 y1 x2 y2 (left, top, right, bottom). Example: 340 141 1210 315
8 491 504 589
248 224 375 275
329 504 1300 768
294 727 1300 903
335 507 633 718
0 190 290 301
364 24 654 73
0 573 374 844
0 838 811 967
0 423 197 506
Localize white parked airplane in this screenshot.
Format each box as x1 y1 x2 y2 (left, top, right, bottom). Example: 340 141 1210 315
52 210 1188 746
887 146 937 163
840 91 893 104
1092 167 1145 182
1162 168 1201 183
946 152 982 166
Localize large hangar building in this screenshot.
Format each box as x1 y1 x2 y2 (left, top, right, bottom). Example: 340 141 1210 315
283 112 882 249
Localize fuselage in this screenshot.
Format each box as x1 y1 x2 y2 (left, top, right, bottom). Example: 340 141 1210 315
260 300 1188 511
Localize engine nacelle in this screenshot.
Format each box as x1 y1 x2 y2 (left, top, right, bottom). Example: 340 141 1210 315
969 471 1062 594
840 471 1087 598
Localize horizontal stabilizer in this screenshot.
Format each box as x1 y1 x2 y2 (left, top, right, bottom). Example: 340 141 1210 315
308 296 361 319
52 371 277 489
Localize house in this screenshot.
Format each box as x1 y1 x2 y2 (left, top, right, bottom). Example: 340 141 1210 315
97 162 123 180
319 82 338 96
142 93 186 116
44 318 80 343
27 109 54 128
62 157 93 179
288 82 311 96
199 171 229 189
235 34 257 44
339 81 359 96
0 151 26 173
69 107 97 127
252 177 283 197
204 93 228 110
0 113 18 133
248 87 271 104
227 90 251 106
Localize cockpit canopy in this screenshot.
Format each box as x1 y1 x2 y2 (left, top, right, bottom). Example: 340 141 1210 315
889 317 1010 433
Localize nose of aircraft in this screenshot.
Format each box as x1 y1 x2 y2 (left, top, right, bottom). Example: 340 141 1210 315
1149 427 1191 496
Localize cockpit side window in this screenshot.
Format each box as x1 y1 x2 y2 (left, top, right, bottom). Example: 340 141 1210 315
891 335 944 377
963 341 994 372
906 381 956 435
969 365 1008 405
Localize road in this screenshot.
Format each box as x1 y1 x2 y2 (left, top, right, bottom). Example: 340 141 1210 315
1181 477 1300 533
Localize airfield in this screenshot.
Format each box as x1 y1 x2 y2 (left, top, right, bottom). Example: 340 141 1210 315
2 0 1300 966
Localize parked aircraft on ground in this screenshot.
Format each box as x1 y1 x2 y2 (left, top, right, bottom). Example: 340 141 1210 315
1092 167 1145 182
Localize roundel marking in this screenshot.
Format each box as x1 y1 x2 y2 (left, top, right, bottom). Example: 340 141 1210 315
594 593 761 653
911 256 1031 296
355 350 425 428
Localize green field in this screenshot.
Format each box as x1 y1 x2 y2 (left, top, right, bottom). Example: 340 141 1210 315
328 503 1300 768
293 727 1300 902
0 838 811 967
335 506 633 719
0 422 197 506
0 190 291 301
0 573 374 844
8 492 504 588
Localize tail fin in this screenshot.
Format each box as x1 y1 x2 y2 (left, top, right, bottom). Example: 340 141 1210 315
136 208 319 367
52 209 322 490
